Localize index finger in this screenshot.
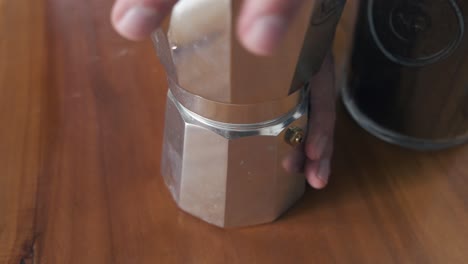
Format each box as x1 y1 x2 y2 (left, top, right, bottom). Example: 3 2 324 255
237 0 304 55
111 0 178 41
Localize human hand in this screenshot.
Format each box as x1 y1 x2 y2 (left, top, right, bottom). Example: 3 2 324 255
111 0 337 189
283 53 336 189
111 0 306 56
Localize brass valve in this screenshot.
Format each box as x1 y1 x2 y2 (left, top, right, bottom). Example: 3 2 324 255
285 127 305 147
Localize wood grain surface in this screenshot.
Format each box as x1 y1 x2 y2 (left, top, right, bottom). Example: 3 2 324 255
1 1 467 263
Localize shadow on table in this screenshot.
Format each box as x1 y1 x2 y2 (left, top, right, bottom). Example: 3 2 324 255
279 102 466 223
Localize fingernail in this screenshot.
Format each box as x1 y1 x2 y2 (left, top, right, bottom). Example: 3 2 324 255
317 159 330 182
243 15 287 55
116 6 161 40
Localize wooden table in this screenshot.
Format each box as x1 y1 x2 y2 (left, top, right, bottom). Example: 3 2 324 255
1 1 467 263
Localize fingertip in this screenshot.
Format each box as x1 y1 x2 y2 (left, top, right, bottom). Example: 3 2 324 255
305 159 330 189
307 176 328 190
237 0 304 56
282 148 306 174
112 5 162 41
238 15 287 56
